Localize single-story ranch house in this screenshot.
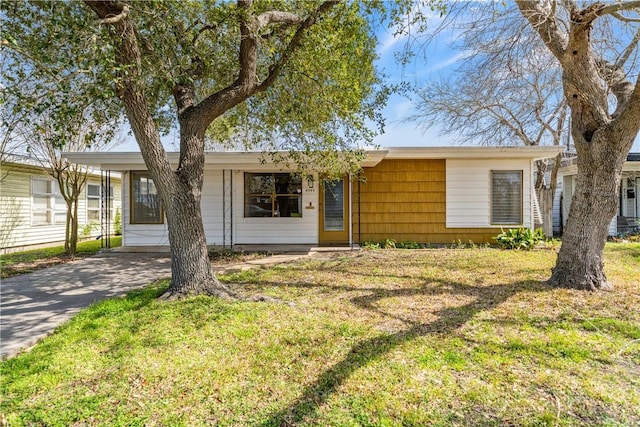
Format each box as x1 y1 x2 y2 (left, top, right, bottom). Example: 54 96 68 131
64 146 561 248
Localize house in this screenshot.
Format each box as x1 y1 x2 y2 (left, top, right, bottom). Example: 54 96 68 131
63 146 560 248
557 153 640 236
0 156 122 253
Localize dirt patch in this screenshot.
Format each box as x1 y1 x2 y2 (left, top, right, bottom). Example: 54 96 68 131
1 256 80 279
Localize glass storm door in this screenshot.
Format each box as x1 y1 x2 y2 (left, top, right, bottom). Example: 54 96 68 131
319 178 349 244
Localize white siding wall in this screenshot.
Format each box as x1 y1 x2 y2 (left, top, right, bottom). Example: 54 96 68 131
203 170 224 245
83 178 123 238
233 170 319 244
445 159 533 229
559 172 619 236
121 169 318 246
0 163 121 250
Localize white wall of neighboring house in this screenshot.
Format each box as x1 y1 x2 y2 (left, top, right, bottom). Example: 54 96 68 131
0 162 121 253
556 162 640 236
445 158 534 229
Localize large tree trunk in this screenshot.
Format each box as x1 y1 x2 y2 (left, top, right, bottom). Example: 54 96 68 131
161 128 234 299
85 1 235 299
515 1 640 291
162 183 233 298
549 131 629 290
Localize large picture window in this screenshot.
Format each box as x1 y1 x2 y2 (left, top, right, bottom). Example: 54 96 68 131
87 184 114 222
491 170 523 225
131 172 163 224
244 173 302 218
31 177 66 226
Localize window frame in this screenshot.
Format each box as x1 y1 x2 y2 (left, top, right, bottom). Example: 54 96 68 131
130 171 164 225
87 183 114 223
31 177 66 227
244 172 303 218
490 170 524 226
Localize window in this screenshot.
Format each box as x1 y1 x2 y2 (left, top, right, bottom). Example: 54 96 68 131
244 173 302 218
131 172 163 224
491 171 523 225
87 184 114 222
31 178 66 226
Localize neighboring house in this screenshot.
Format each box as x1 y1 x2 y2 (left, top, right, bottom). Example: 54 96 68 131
0 157 122 253
64 146 560 248
557 153 640 236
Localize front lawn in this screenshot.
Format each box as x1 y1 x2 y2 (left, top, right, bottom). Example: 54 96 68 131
1 244 639 426
0 236 122 278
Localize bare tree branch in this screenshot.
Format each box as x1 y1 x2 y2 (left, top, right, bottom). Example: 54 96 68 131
600 1 640 18
515 1 568 58
616 28 640 69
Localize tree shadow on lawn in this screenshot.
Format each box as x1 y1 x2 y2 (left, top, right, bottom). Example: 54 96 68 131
254 276 551 427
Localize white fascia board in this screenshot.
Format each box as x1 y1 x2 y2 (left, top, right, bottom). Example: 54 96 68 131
558 165 578 176
622 161 640 172
559 161 640 176
383 146 563 160
63 149 388 171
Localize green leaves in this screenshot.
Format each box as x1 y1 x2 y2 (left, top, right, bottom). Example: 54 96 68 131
494 228 545 250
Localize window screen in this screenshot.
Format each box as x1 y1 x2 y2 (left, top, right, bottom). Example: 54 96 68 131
131 172 163 224
491 171 523 225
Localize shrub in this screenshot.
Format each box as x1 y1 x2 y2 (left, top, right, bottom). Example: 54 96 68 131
114 208 122 236
494 228 544 250
381 238 397 249
362 240 423 249
361 241 381 249
396 241 421 249
208 248 244 262
78 222 97 239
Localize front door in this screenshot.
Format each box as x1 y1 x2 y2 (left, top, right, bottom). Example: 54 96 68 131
319 178 349 245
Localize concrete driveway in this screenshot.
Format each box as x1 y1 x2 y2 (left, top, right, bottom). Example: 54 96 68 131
1 252 171 359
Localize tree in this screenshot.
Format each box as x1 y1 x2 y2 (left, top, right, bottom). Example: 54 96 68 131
2 3 121 257
515 1 640 290
24 107 119 257
409 5 569 237
2 1 387 298
409 1 639 290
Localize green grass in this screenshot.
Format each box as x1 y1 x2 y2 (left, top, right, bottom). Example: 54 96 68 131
0 236 122 278
1 243 639 426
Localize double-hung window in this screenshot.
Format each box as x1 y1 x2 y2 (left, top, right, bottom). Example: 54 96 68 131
244 173 302 218
31 178 66 226
491 170 523 225
87 184 114 222
131 172 163 224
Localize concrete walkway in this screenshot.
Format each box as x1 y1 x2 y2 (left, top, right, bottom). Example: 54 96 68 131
1 250 320 359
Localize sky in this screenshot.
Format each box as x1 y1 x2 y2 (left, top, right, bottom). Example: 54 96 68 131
114 7 640 153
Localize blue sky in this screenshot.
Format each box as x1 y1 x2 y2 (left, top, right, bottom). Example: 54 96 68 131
116 10 640 153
